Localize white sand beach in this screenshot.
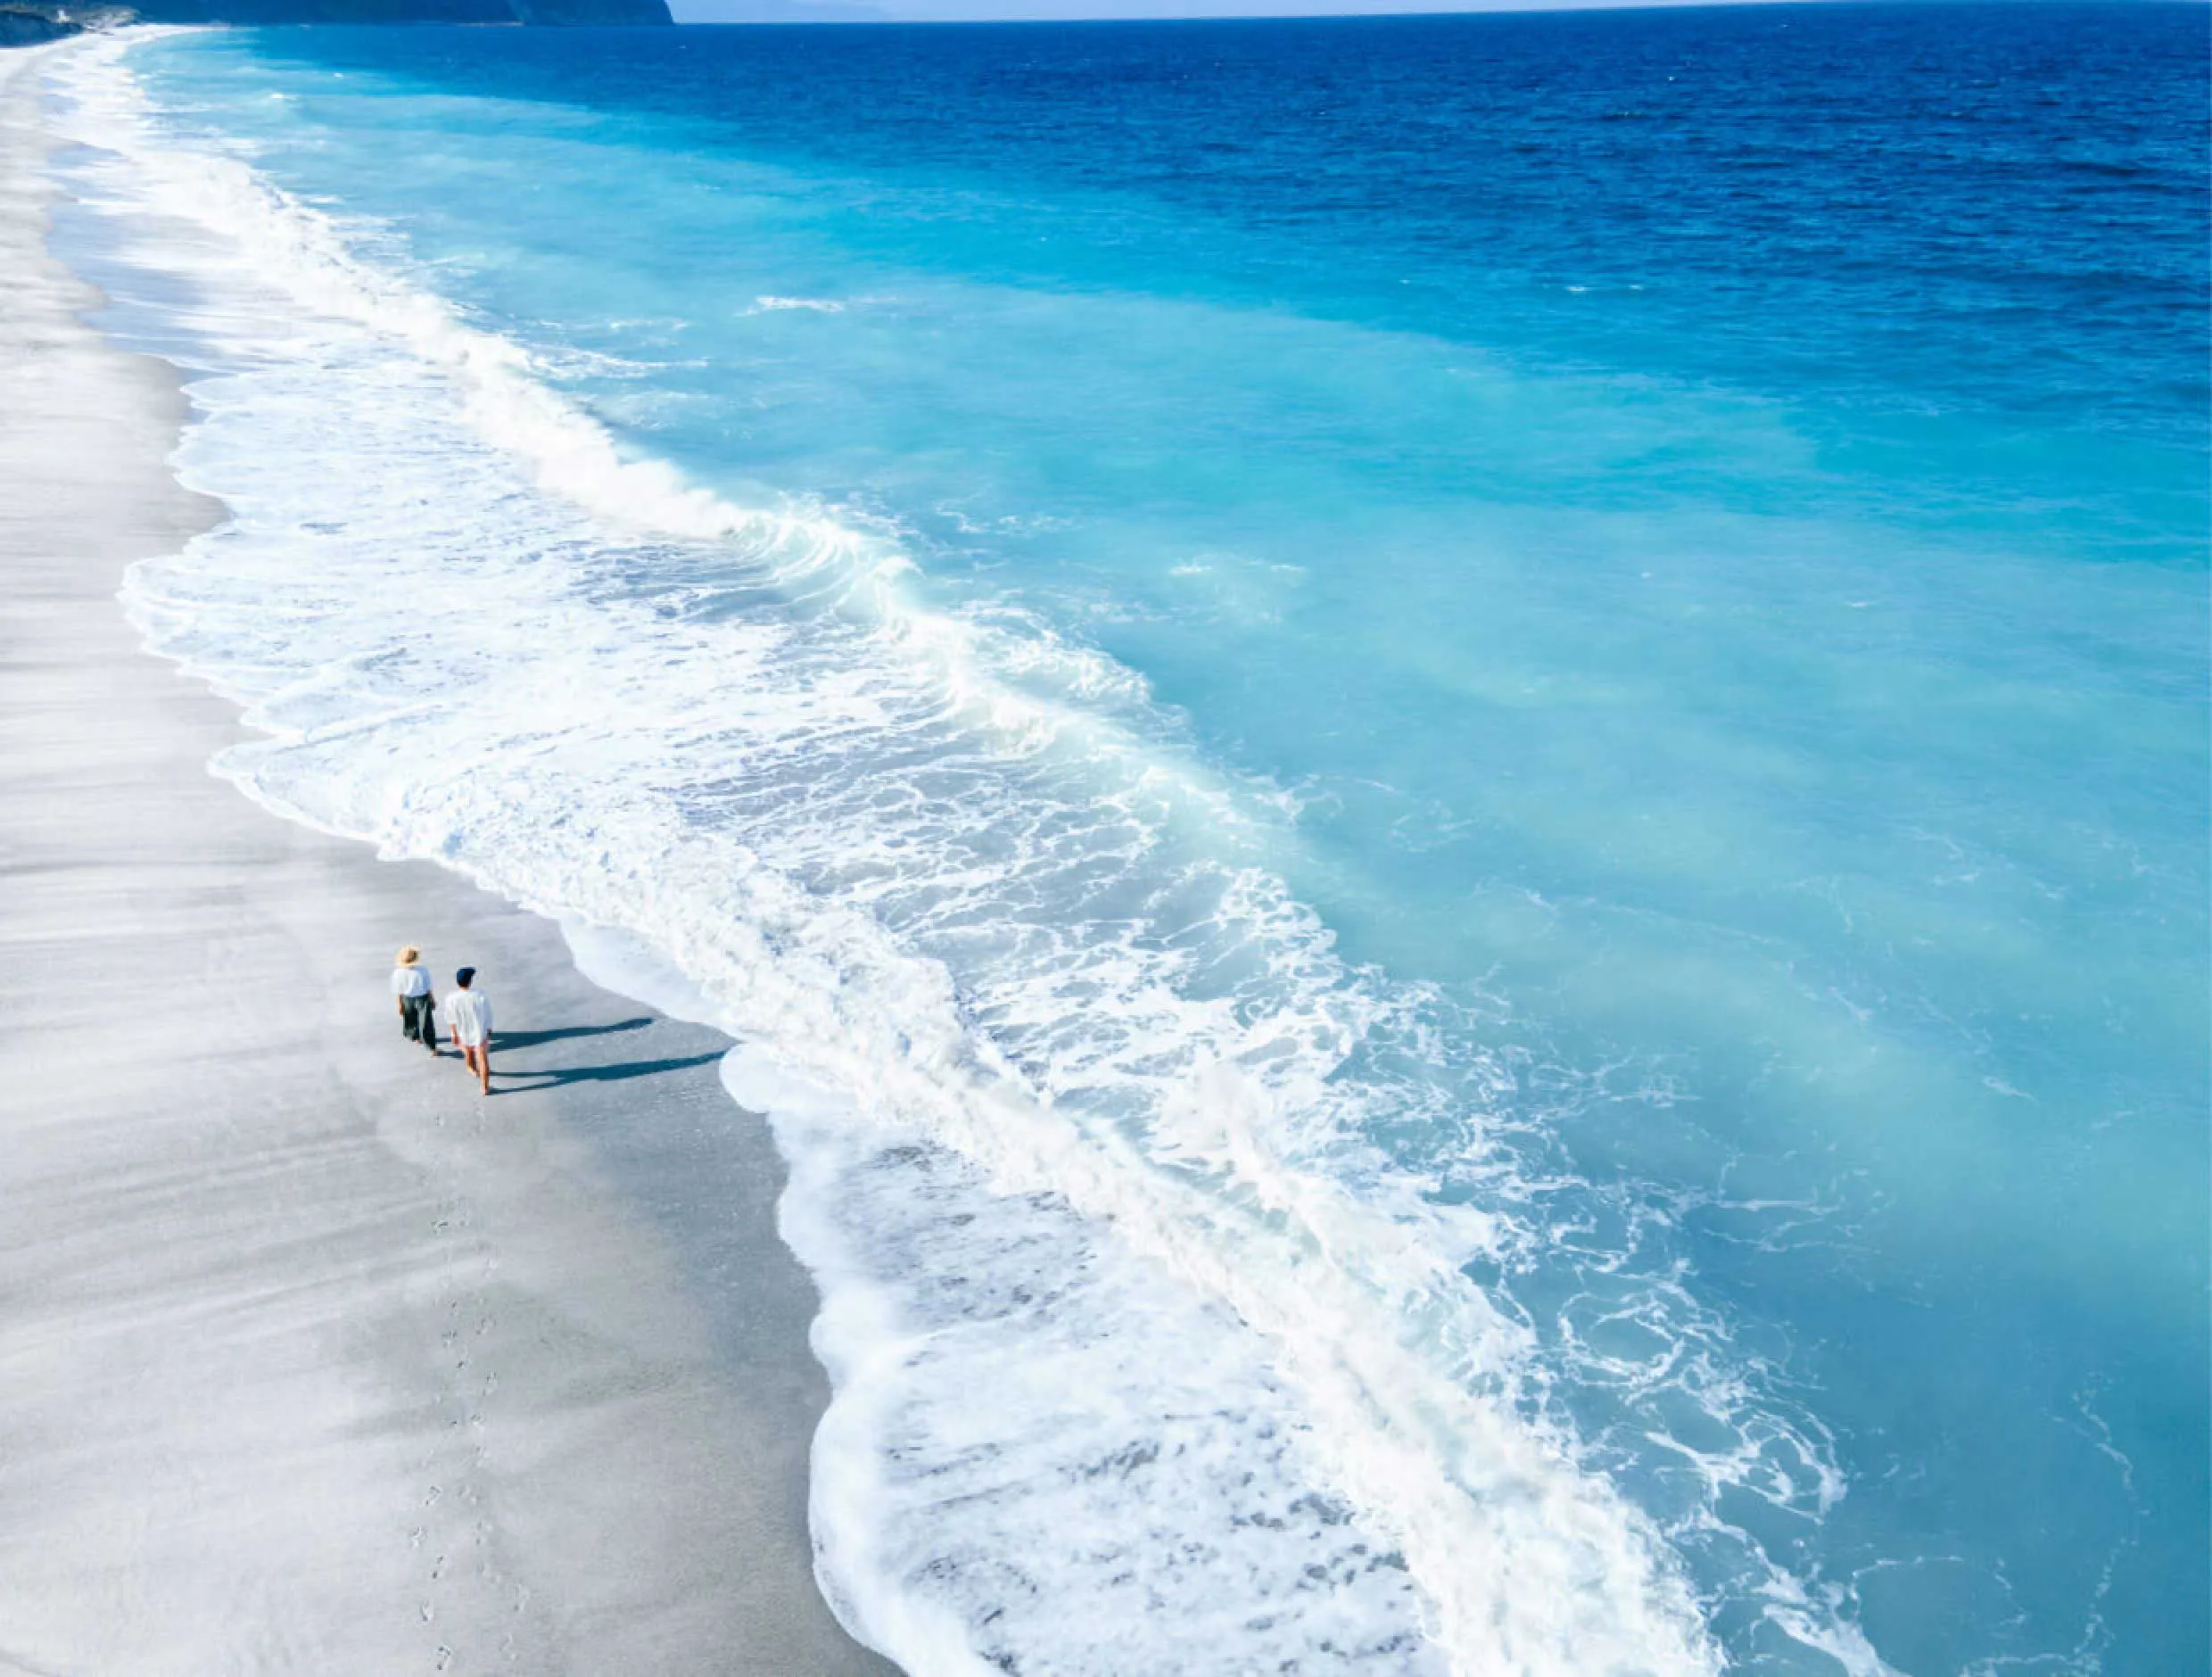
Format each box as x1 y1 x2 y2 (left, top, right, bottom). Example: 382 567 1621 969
0 44 896 1676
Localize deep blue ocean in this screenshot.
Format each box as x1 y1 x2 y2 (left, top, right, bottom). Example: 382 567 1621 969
43 6 2208 1672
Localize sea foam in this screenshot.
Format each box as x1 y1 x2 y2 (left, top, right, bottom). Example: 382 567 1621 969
45 34 1754 1676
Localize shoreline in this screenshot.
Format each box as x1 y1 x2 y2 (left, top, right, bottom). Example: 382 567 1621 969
0 43 895 1675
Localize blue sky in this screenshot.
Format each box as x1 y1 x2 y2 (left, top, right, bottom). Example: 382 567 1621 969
671 0 1787 20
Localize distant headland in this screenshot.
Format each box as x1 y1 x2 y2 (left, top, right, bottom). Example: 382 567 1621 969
0 0 669 40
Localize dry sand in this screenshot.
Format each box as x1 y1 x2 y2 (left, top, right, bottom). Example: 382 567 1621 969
0 43 897 1677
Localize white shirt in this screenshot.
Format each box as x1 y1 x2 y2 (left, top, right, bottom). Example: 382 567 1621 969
444 989 494 1046
391 964 432 999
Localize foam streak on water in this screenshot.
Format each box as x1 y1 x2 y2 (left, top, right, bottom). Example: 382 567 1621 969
33 33 1814 1677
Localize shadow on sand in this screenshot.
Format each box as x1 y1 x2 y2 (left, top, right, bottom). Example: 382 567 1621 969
494 1051 726 1092
490 1018 653 1051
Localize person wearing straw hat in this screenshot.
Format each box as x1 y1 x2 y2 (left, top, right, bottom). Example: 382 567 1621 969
391 946 438 1055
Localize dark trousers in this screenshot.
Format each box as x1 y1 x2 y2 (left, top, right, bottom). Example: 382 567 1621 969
401 992 437 1046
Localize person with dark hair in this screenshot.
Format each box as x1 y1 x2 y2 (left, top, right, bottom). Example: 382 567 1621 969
444 966 494 1095
391 946 438 1055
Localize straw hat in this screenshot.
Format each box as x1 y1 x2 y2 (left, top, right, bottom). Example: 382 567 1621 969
397 946 421 966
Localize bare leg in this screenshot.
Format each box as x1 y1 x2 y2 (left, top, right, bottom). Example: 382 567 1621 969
467 1041 490 1095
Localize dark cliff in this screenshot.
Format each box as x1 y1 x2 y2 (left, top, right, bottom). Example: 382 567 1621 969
128 0 673 20
0 0 670 33
0 2 136 41
0 7 79 41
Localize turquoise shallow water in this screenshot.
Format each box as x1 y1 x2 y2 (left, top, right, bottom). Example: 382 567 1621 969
46 9 2208 1671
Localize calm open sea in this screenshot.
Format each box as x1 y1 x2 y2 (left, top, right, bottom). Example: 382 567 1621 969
43 6 2208 1671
